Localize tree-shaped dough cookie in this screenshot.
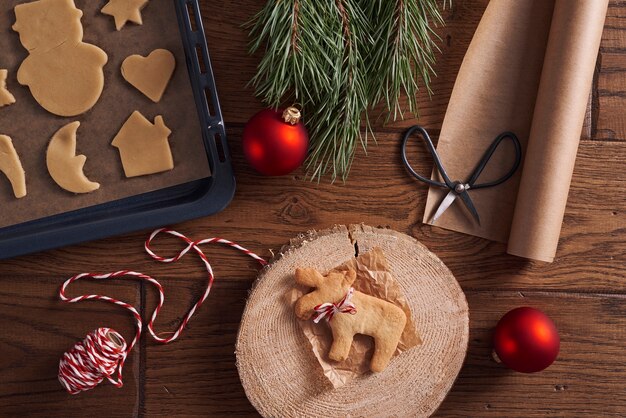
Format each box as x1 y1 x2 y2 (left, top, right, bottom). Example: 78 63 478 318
0 70 16 108
0 135 26 199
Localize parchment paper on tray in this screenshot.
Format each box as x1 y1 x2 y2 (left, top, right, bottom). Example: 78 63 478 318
290 247 421 388
0 0 211 229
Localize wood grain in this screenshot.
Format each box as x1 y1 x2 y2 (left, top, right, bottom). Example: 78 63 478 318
140 281 626 417
0 278 140 417
202 0 487 130
4 130 622 293
437 291 626 417
237 226 468 417
0 0 624 417
596 53 626 141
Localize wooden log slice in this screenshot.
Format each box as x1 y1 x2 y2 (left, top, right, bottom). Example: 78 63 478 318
236 225 469 417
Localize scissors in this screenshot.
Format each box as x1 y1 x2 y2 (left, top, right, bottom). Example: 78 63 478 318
401 125 522 225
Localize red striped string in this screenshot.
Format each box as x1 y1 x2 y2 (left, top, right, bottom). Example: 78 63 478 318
58 328 127 394
58 228 267 394
312 287 357 323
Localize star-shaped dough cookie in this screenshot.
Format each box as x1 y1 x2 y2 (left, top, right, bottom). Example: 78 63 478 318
101 0 149 31
0 70 16 108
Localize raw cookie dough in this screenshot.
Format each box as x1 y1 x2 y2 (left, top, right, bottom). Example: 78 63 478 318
0 70 16 108
0 135 26 199
101 0 149 31
112 111 174 178
121 49 176 103
47 122 100 194
12 0 108 117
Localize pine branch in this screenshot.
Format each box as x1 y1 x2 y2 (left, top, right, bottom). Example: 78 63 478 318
249 0 334 107
248 0 449 181
306 0 371 181
366 0 448 120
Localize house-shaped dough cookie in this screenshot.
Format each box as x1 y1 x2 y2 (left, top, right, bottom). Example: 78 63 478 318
112 111 174 178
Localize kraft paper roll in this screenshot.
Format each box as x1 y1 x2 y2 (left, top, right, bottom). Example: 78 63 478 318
424 0 554 244
507 0 610 262
423 0 609 262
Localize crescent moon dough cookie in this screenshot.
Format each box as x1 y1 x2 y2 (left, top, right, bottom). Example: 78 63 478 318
121 49 176 103
0 135 26 199
12 0 108 117
101 0 149 31
112 111 174 178
47 122 100 194
0 70 16 108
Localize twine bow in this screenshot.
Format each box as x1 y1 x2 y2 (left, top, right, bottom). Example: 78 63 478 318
312 287 357 323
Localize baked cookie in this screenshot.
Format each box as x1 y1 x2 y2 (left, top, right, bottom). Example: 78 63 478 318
295 267 407 372
12 0 108 117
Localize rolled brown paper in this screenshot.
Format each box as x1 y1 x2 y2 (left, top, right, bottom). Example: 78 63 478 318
424 0 555 243
507 0 609 262
423 0 609 262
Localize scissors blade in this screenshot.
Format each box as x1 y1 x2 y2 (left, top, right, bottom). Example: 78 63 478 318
430 190 457 224
458 191 481 225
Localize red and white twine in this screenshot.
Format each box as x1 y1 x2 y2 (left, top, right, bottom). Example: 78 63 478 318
312 287 357 323
58 228 267 395
58 328 127 394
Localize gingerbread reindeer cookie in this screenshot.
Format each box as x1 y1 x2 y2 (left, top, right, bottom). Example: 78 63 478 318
294 267 407 372
12 0 108 117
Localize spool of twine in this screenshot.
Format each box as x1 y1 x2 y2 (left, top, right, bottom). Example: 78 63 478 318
58 228 267 395
236 225 469 417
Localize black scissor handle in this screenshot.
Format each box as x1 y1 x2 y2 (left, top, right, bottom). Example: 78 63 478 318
401 125 454 189
468 131 522 190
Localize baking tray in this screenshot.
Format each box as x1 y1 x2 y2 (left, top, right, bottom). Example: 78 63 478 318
0 0 235 260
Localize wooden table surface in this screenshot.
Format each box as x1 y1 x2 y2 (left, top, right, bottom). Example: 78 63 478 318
1 0 625 417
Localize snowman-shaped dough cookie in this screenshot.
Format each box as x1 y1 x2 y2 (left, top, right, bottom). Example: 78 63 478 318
13 0 108 117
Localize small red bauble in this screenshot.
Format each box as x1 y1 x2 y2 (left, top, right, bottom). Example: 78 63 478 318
493 307 559 373
242 107 309 176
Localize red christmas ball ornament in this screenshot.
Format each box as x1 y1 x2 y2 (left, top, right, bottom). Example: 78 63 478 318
242 107 309 176
493 307 560 373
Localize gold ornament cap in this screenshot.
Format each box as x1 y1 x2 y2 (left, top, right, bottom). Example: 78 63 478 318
282 107 301 125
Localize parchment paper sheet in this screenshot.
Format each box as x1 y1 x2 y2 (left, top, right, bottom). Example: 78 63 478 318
289 247 422 388
0 0 210 229
423 0 609 262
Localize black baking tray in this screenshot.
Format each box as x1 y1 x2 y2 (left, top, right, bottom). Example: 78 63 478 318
0 0 235 260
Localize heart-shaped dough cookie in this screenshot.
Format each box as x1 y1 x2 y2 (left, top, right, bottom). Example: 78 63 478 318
121 49 176 103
